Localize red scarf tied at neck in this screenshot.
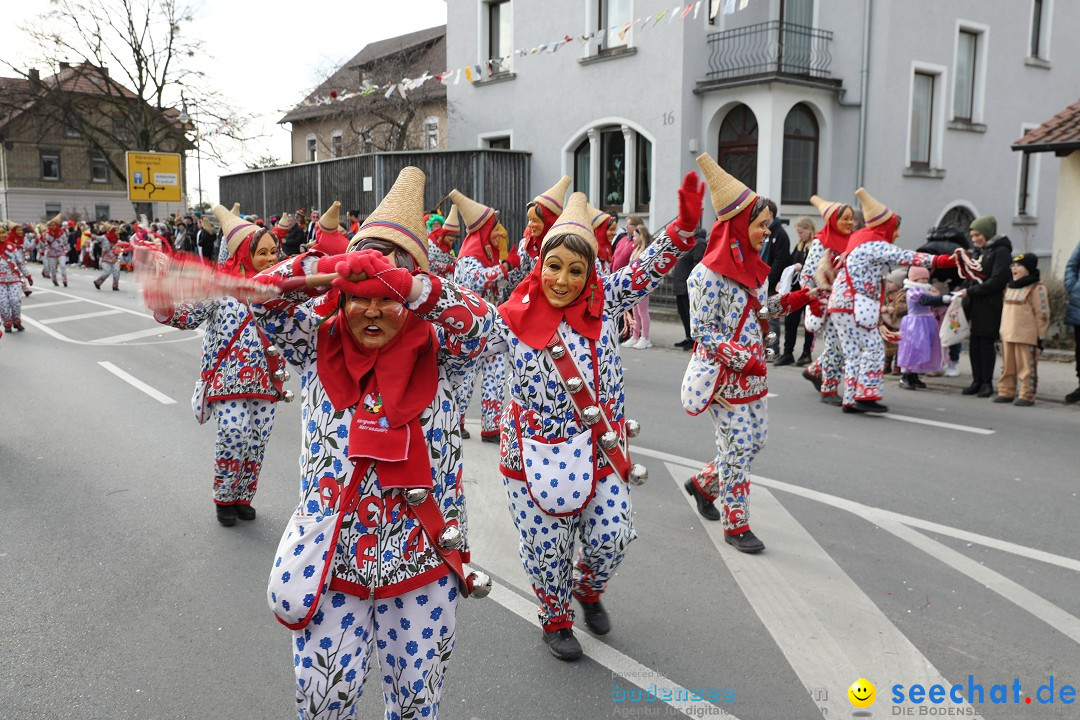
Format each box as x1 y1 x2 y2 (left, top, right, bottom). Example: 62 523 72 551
498 248 604 349
700 203 772 291
428 227 453 254
815 210 852 254
457 215 498 268
845 214 899 255
594 217 614 267
316 309 440 489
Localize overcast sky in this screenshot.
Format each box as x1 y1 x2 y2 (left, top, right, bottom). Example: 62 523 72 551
2 0 449 206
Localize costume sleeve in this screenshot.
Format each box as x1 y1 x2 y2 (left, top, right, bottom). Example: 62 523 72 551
917 293 949 307
800 240 826 290
1034 284 1050 337
688 269 760 372
499 237 535 300
604 228 692 316
454 255 505 297
249 253 323 367
427 246 456 278
158 299 216 330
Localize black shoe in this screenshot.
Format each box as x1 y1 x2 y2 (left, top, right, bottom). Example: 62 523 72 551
215 504 237 526
853 400 888 413
820 393 842 406
899 375 917 390
684 479 721 521
674 338 693 349
795 354 812 367
912 376 927 389
235 505 256 521
1012 398 1034 407
802 369 822 392
1065 387 1080 404
775 353 795 367
93 279 102 290
480 433 499 444
976 383 994 398
991 394 1013 404
961 381 981 396
578 598 610 635
542 628 583 661
459 427 471 439
842 404 862 414
725 530 765 554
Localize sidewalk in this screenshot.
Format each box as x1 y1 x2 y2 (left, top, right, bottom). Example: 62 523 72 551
639 314 1080 405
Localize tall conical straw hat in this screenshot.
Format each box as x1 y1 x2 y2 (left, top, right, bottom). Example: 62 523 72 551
448 189 494 235
276 212 296 230
230 203 241 217
213 204 259 257
546 192 597 253
533 175 572 217
48 213 63 225
319 201 341 232
696 152 757 222
349 166 429 272
441 205 460 234
586 202 611 231
810 195 844 224
200 215 214 234
854 187 893 228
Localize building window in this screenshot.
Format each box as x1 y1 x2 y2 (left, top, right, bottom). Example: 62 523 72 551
909 71 935 168
781 103 818 204
1030 0 1046 58
1017 152 1033 216
113 119 131 142
331 132 343 158
45 202 62 218
91 152 109 183
424 117 440 150
599 0 633 51
41 150 61 180
635 134 652 212
717 104 759 190
64 114 81 137
488 1 512 73
485 135 511 149
953 31 977 121
94 204 110 221
573 138 590 195
305 135 317 162
600 128 625 212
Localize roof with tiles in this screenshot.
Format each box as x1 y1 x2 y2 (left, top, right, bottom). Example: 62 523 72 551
1012 98 1080 153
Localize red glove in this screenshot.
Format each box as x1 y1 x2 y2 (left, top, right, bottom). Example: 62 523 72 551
331 275 385 298
932 253 958 269
370 265 415 302
807 297 825 318
502 250 521 273
674 171 705 234
743 355 767 377
779 287 813 314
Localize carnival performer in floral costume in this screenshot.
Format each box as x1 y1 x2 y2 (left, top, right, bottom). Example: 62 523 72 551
42 214 69 287
0 223 33 333
93 223 130 291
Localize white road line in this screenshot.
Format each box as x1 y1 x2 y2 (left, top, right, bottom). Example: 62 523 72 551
880 412 996 435
636 445 1080 574
21 299 82 310
30 287 153 318
97 361 176 405
93 325 178 344
667 464 969 717
40 309 124 325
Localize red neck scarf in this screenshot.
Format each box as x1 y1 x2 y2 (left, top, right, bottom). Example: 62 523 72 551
498 251 604 349
458 215 498 267
47 225 64 239
220 234 255 276
316 310 440 489
815 211 851 254
428 228 453 254
701 205 771 291
594 218 613 266
845 215 899 255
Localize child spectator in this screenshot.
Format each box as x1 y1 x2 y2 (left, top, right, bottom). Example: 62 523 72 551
897 266 942 389
992 253 1049 406
881 268 907 376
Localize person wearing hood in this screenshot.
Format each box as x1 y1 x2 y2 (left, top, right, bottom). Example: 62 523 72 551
427 206 457 278
799 195 856 405
990 253 1049 406
249 166 501 720
0 223 33 332
954 215 1013 397
43 214 69 287
680 154 819 554
825 188 958 413
92 223 131 291
150 206 289 526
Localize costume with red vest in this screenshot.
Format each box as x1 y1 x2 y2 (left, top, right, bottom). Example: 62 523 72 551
0 226 32 331
43 215 69 286
93 226 131 290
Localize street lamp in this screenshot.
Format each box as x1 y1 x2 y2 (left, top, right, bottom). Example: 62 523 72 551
177 99 203 212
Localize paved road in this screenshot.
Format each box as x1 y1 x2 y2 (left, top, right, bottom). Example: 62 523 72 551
2 267 1078 720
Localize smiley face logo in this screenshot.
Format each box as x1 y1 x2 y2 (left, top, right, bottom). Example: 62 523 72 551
848 678 876 708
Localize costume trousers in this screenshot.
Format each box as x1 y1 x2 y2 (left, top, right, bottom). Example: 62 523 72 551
96 261 120 288
806 316 843 396
997 341 1038 402
0 283 23 326
968 335 997 386
292 579 458 720
453 352 505 437
45 256 67 284
503 472 637 631
831 313 884 406
211 398 275 505
689 400 767 534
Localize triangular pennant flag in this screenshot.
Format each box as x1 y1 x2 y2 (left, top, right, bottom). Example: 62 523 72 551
739 0 749 9
722 0 736 15
681 3 695 19
653 11 668 26
669 4 681 23
694 0 703 19
618 23 631 41
454 68 461 84
384 83 396 99
464 66 474 82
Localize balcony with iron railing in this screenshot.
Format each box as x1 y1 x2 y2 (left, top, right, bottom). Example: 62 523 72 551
697 21 841 92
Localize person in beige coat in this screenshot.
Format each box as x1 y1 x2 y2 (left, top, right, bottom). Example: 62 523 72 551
992 253 1050 406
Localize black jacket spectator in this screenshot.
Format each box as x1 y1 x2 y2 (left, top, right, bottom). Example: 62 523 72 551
762 218 790 295
963 235 1013 339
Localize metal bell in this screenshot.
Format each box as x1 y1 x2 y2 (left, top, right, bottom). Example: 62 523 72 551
566 376 584 393
627 463 649 486
581 405 602 426
404 488 429 506
765 348 776 361
282 389 295 403
438 525 463 551
625 419 641 438
264 344 280 357
765 331 777 345
549 344 566 359
466 570 492 598
273 368 287 381
758 307 772 320
599 430 619 450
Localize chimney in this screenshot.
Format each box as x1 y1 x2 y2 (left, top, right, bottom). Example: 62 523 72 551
28 68 40 90
59 61 70 70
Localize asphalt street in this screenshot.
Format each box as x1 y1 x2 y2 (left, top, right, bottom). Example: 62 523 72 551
2 266 1078 720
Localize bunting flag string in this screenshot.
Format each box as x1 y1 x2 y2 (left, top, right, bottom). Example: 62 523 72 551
284 0 760 112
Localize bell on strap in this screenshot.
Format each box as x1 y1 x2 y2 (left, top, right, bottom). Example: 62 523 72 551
628 464 649 486
466 570 492 598
625 419 641 438
404 488 430 506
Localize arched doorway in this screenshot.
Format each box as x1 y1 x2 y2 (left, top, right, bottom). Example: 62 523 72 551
718 104 758 190
781 102 819 203
939 205 975 235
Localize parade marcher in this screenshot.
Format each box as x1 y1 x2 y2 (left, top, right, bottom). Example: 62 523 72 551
450 188 523 443
681 154 819 553
149 206 287 525
800 195 855 405
43 214 69 287
955 215 1013 398
93 224 130 291
251 166 497 720
992 253 1050 406
826 188 959 413
310 201 350 256
590 204 617 273
427 206 457 279
496 189 695 660
271 212 294 257
1 224 33 332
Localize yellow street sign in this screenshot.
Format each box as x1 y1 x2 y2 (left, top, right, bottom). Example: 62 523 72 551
126 151 183 203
